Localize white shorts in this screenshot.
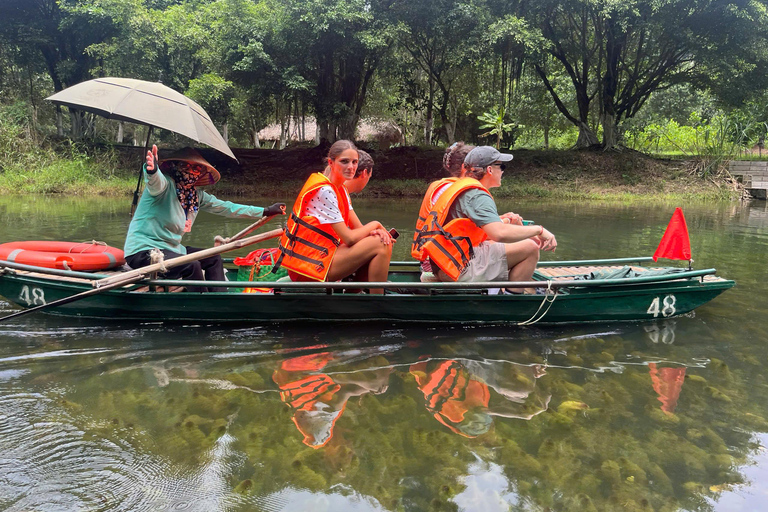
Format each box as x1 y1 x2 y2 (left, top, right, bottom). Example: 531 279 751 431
437 241 509 282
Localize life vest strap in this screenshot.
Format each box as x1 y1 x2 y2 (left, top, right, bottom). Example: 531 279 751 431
283 228 330 256
274 246 326 273
291 213 340 247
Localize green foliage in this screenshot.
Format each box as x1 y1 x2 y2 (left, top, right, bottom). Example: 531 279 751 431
477 106 518 149
627 113 758 177
0 107 131 194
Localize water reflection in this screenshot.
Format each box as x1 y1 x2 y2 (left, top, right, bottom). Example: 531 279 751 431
1 196 768 511
411 358 550 438
273 352 392 448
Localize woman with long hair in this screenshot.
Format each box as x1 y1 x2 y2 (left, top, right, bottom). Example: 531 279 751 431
274 140 394 294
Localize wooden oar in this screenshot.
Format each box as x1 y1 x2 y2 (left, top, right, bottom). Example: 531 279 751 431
0 227 283 323
213 214 274 246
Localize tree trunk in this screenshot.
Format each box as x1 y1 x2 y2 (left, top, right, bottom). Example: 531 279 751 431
317 118 331 142
576 122 600 147
601 113 619 149
279 117 289 149
424 79 435 145
56 106 63 137
116 121 124 143
222 122 229 144
70 110 81 139
337 112 358 141
601 19 621 150
250 128 261 149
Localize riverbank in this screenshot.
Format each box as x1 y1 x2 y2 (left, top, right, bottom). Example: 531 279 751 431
0 142 741 201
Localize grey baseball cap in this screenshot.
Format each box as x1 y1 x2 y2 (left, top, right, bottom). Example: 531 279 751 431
464 146 513 168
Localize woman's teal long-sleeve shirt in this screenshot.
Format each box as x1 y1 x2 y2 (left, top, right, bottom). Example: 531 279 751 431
124 165 264 257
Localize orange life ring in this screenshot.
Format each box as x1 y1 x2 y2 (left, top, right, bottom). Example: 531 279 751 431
0 241 125 271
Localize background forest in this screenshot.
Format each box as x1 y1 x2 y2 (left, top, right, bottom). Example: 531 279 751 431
3 0 768 165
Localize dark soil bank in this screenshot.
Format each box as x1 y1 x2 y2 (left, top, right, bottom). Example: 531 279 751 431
115 143 736 198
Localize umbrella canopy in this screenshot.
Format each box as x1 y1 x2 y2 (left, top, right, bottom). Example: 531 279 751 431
46 77 236 161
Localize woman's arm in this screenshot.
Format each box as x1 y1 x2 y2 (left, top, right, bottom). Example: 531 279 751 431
347 209 365 230
331 220 390 246
482 222 557 251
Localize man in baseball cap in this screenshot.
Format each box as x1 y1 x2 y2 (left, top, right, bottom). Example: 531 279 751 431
413 145 557 293
462 146 514 168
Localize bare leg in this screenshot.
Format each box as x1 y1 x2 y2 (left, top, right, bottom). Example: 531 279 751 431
504 239 540 293
327 237 393 294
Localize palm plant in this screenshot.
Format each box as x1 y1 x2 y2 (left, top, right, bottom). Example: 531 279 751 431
478 106 517 149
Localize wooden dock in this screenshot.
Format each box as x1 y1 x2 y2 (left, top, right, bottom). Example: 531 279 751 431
730 161 768 199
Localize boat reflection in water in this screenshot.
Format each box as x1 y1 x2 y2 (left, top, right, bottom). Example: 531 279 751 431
271 342 551 447
410 358 550 438
273 351 393 448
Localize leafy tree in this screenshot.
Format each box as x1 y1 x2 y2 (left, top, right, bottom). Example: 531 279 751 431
277 0 391 142
389 0 488 144
478 106 516 148
526 0 768 150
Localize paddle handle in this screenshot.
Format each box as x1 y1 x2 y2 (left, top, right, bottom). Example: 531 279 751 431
213 214 273 247
96 227 284 288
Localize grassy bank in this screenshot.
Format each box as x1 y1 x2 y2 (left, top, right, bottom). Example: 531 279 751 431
0 118 134 195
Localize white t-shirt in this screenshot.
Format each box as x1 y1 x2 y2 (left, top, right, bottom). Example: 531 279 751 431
303 185 353 224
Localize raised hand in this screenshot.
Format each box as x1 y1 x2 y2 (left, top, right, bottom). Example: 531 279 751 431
146 144 159 172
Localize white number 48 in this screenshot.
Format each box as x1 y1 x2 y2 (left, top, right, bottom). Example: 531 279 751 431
647 295 676 318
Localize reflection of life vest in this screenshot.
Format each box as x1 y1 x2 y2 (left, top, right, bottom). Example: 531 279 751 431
411 360 490 437
412 178 490 280
273 352 344 448
273 173 351 281
412 178 458 260
649 363 686 413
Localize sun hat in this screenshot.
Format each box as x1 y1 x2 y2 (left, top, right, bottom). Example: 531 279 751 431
463 146 513 168
159 147 221 186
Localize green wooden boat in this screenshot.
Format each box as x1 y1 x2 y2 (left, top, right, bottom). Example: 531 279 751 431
0 257 734 324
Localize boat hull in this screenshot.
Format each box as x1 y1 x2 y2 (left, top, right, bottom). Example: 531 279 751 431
0 270 734 324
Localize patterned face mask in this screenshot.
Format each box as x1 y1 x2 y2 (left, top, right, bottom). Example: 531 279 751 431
168 161 200 232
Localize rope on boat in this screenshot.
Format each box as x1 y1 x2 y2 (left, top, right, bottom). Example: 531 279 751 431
517 281 558 326
149 248 168 273
71 240 108 253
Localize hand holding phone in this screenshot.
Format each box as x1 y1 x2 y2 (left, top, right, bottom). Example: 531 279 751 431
389 228 400 240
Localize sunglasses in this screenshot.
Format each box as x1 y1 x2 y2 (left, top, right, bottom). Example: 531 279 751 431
491 163 507 171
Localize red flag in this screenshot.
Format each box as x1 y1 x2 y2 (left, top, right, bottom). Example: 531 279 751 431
653 207 691 262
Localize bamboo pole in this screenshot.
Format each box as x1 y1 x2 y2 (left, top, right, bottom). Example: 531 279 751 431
95 228 283 288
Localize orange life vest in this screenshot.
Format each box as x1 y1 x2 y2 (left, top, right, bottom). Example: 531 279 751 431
412 178 490 280
411 177 458 260
273 173 351 281
411 360 490 437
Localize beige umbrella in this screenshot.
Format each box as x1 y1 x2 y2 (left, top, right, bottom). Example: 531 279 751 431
46 77 235 160
47 77 236 215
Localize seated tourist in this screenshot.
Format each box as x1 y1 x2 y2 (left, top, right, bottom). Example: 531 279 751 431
273 140 394 294
412 146 556 293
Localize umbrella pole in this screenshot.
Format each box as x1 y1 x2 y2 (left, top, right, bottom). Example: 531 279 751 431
130 125 154 217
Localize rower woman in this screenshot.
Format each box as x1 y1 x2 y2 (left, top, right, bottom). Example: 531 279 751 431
274 140 394 294
124 145 285 292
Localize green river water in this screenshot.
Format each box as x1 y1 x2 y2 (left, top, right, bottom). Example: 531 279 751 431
0 195 767 511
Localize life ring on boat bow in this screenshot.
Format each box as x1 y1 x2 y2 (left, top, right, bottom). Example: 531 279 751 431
0 241 125 271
